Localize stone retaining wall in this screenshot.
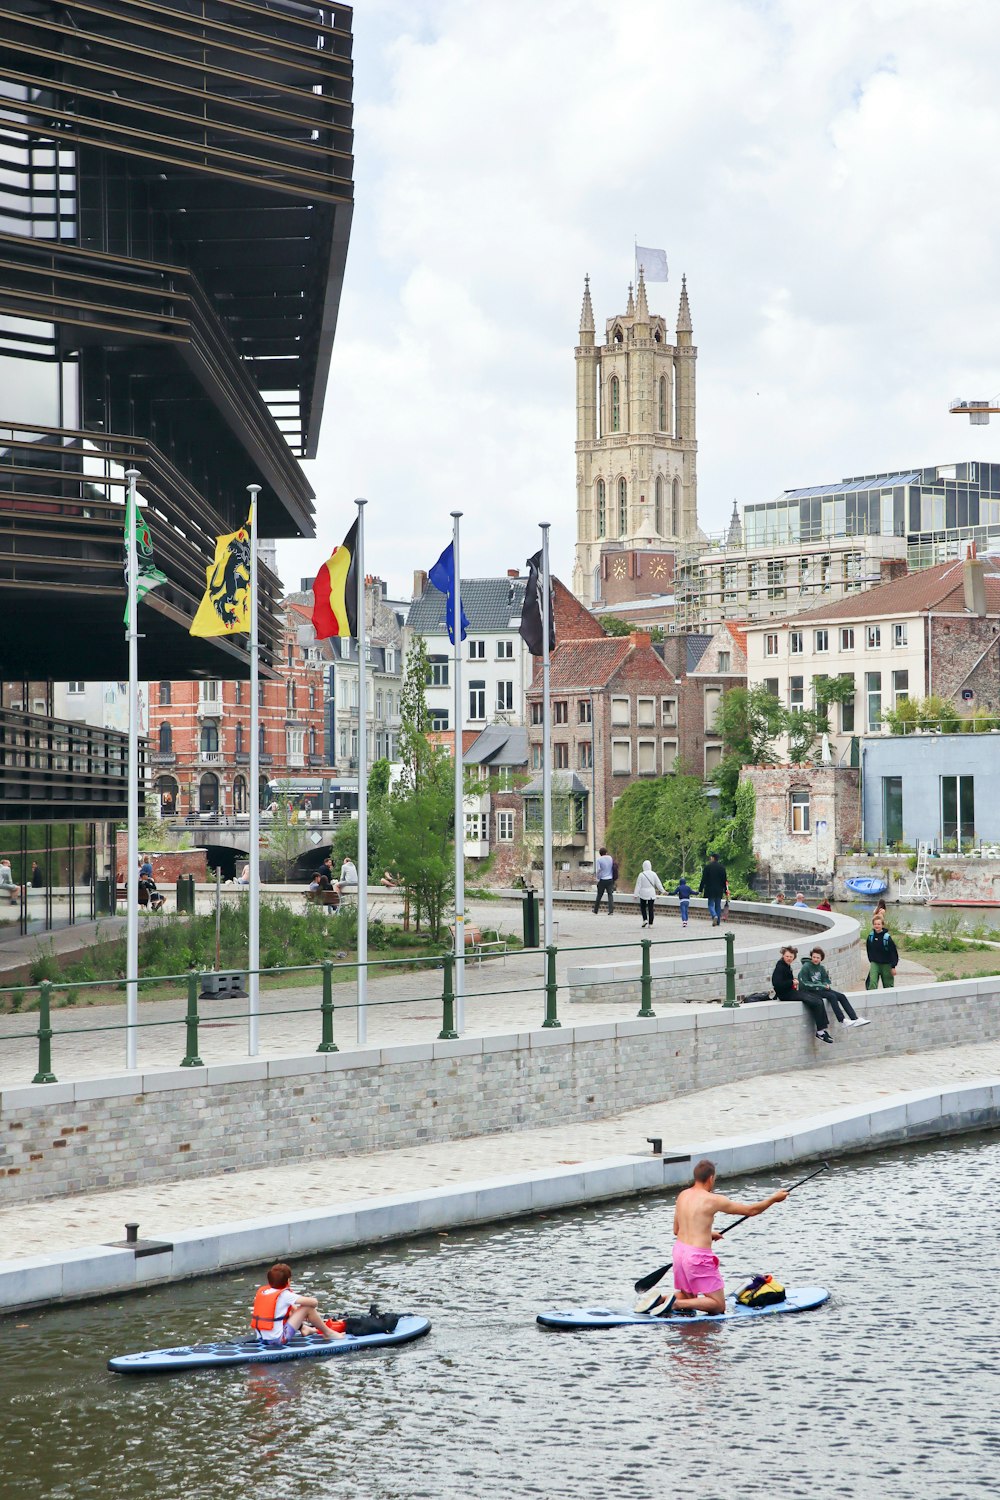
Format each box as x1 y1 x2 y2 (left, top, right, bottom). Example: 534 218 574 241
2 975 998 1206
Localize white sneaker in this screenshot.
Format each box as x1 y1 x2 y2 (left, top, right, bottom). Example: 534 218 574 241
849 1016 871 1027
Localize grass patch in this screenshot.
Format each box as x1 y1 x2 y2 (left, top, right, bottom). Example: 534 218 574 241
910 950 1000 981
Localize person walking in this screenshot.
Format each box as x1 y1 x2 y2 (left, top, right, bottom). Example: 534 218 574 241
772 944 832 1043
635 860 665 927
866 913 898 989
698 852 728 926
593 847 615 915
672 875 694 930
798 946 869 1029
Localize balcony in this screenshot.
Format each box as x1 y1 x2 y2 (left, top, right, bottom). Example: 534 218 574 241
198 699 223 718
199 750 224 766
0 706 138 822
150 751 177 766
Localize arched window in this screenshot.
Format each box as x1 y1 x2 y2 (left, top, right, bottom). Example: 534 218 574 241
610 376 620 432
617 477 627 537
258 725 266 753
155 774 178 813
235 723 244 754
596 479 606 538
198 773 219 814
233 775 247 814
159 681 171 706
158 722 172 753
655 476 664 535
672 477 682 536
658 376 667 432
200 723 218 753
287 681 295 713
309 728 317 756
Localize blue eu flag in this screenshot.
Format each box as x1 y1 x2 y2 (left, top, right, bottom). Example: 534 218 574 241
429 542 469 644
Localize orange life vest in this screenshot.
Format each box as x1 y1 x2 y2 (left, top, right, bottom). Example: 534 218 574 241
251 1284 292 1335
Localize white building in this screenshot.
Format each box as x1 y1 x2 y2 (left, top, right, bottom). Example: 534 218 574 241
405 570 531 733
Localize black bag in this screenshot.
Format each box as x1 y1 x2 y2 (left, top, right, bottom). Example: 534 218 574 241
342 1305 402 1336
742 990 773 1005
611 860 619 881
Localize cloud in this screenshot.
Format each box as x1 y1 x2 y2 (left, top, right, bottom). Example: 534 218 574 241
279 0 1000 597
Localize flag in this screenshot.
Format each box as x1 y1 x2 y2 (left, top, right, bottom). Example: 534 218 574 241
311 519 358 640
189 518 252 637
429 541 468 644
635 245 668 281
519 549 555 657
123 489 167 626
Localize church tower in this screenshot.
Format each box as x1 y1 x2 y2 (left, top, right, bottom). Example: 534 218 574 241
571 271 698 608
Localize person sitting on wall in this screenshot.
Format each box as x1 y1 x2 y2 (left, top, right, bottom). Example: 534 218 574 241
772 944 833 1044
30 861 44 889
798 946 869 1030
0 859 22 904
138 874 165 912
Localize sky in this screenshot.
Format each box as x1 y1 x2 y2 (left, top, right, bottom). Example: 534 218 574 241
277 0 1000 599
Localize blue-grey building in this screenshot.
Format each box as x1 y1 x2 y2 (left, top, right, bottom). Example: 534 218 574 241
862 734 1000 850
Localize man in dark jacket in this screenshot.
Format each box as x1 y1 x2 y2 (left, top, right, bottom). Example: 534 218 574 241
698 853 728 926
866 914 898 989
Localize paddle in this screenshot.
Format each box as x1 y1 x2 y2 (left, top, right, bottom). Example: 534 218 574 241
633 1161 831 1295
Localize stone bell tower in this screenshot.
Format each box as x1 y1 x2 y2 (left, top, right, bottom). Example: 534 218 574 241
571 270 698 609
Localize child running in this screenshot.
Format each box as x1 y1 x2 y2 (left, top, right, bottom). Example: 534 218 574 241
250 1263 345 1343
672 876 693 930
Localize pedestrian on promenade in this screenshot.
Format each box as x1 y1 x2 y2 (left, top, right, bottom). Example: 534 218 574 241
593 846 615 915
698 852 728 926
772 944 832 1043
798 946 869 1029
815 894 832 912
251 1263 345 1345
672 875 694 929
635 860 665 927
793 892 809 909
866 913 898 989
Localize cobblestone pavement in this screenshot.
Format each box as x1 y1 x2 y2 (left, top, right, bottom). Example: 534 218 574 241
2 1039 996 1262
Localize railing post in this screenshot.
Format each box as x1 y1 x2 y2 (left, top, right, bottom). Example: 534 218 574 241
637 938 656 1018
180 971 204 1066
438 954 458 1040
317 960 338 1052
722 930 738 1008
33 982 56 1084
542 943 561 1027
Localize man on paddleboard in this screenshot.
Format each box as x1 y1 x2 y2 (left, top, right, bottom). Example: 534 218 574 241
656 1160 788 1317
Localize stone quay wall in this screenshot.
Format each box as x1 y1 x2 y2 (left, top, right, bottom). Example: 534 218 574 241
2 974 998 1207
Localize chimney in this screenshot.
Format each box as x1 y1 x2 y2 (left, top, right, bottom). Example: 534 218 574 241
507 569 519 579
964 546 986 616
413 569 428 599
629 631 652 648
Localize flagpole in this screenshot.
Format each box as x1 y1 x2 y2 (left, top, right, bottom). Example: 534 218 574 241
355 497 368 1046
540 522 554 949
451 509 465 1031
125 468 140 1069
247 483 261 1056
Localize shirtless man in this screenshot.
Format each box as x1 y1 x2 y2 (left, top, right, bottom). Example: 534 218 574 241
657 1159 788 1317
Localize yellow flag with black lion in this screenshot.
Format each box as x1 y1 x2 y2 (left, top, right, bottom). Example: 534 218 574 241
189 519 252 637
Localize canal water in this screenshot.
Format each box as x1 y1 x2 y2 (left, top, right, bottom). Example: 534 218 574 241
5 1132 999 1500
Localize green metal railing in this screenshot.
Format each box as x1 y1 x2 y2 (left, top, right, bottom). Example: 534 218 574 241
1 926 739 1085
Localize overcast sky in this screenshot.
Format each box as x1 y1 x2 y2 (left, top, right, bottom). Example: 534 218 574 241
277 0 1000 598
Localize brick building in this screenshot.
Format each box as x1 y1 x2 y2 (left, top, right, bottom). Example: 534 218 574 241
681 621 749 777
462 725 530 884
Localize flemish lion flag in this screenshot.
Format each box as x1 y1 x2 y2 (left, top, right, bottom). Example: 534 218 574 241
123 489 167 626
311 519 358 639
189 518 252 637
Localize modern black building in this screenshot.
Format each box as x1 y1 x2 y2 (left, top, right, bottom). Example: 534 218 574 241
0 0 354 931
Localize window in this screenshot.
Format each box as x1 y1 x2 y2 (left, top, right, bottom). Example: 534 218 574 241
611 738 631 775
661 696 677 727
158 722 172 753
841 695 856 733
465 812 487 842
531 743 542 770
308 686 316 711
610 375 620 432
763 678 780 700
942 775 975 849
258 681 265 707
428 656 449 687
554 743 569 769
637 696 655 726
893 623 908 648
892 669 909 704
867 625 882 649
718 651 731 673
469 639 486 660
765 633 779 657
658 375 667 431
611 696 630 726
497 639 514 660
704 687 722 731
497 811 514 842
789 676 804 712
579 741 593 769
495 766 513 791
234 681 242 705
554 700 569 724
259 725 267 753
287 729 304 765
375 690 383 721
200 724 218 753
597 480 606 538
286 681 295 713
767 559 786 600
157 681 170 704
661 740 677 773
883 776 903 846
429 708 449 731
201 679 221 703
637 739 657 775
655 475 664 534
496 681 514 713
672 477 681 536
618 477 627 537
840 628 855 651
578 699 592 724
287 643 293 667
530 702 543 725
790 790 811 833
866 671 882 731
469 681 486 719
789 632 803 655
705 744 723 774
814 630 829 653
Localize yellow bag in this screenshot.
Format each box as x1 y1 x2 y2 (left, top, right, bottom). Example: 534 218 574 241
736 1273 786 1308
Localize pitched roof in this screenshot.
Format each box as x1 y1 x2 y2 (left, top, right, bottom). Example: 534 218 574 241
519 770 588 796
528 634 672 693
407 576 526 634
725 621 749 655
464 724 529 767
778 557 1000 626
684 633 713 672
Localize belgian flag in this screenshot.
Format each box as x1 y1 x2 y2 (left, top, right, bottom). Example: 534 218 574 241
311 519 358 640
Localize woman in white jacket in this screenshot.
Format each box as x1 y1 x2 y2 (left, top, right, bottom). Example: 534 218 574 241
634 860 665 928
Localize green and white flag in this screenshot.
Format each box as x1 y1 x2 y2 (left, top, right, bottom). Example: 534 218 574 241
124 488 167 625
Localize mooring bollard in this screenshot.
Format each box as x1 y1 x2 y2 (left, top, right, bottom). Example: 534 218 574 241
723 929 738 1007
317 960 338 1053
638 938 656 1018
438 953 458 1040
542 943 561 1027
179 971 204 1067
33 980 56 1084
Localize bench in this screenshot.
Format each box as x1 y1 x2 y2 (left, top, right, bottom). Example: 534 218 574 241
305 890 341 910
448 925 508 966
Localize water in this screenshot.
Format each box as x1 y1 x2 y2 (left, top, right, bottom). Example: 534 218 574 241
4 1134 1000 1500
834 899 1000 935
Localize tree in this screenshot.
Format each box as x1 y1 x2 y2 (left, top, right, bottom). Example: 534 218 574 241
784 707 824 765
709 777 756 892
389 634 455 936
606 773 718 882
711 685 784 811
598 614 663 641
263 780 300 882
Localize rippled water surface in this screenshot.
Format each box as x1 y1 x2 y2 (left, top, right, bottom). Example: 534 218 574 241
5 1133 1000 1500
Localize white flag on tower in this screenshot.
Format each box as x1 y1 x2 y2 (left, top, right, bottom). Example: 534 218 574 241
635 245 668 281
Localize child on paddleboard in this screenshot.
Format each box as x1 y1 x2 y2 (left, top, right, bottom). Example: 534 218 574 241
251 1263 346 1344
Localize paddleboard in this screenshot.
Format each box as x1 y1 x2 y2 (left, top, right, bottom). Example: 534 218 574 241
536 1287 829 1329
108 1314 431 1375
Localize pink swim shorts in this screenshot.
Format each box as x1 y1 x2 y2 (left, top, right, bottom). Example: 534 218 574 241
673 1240 724 1295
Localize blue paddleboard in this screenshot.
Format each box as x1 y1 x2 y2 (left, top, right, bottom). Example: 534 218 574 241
108 1314 431 1375
537 1287 829 1329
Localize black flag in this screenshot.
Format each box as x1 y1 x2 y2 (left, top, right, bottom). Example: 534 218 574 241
519 549 555 656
